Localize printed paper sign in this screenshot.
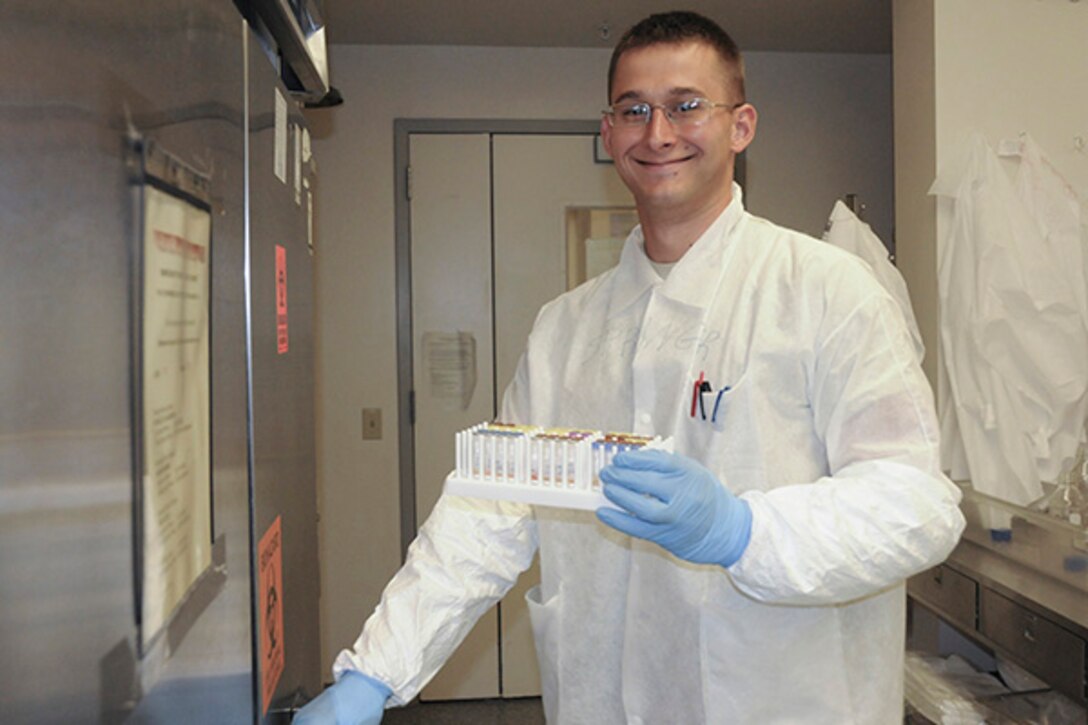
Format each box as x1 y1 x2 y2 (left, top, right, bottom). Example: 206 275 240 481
293 124 302 206
422 331 477 411
140 184 212 641
274 88 287 183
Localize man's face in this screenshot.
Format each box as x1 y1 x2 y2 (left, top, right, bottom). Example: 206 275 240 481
601 41 754 221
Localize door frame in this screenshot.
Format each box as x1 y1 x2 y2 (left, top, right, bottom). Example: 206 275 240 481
393 118 603 557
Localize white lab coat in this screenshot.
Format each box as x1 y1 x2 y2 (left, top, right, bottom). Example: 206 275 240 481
824 200 925 364
335 185 965 724
931 134 1088 506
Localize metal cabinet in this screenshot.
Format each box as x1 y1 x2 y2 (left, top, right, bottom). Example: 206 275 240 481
909 542 1088 706
979 588 1086 701
908 564 978 633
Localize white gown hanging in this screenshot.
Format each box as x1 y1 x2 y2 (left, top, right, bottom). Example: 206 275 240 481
929 133 1088 507
824 200 925 364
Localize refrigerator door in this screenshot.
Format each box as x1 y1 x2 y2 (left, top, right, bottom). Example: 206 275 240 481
246 29 323 722
1 2 254 723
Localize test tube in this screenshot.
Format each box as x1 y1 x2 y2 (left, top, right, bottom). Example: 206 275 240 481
561 441 570 488
472 434 480 478
456 431 463 476
514 436 523 483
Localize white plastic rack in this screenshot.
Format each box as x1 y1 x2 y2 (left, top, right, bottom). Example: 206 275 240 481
443 422 673 511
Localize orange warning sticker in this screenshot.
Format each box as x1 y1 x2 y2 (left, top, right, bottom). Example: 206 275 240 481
276 245 288 354
258 516 285 714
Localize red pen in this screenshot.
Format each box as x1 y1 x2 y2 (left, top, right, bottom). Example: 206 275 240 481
690 371 705 417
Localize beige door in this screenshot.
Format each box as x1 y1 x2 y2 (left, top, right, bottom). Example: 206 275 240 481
409 131 633 700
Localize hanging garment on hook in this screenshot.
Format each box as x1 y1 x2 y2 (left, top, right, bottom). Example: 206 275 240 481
930 133 1088 506
824 200 925 364
1014 135 1087 324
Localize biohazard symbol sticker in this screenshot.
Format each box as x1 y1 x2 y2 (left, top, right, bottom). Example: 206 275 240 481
259 516 285 714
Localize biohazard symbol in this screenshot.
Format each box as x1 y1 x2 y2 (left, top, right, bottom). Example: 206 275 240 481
265 567 279 656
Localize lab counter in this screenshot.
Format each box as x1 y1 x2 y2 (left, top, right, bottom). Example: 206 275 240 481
907 486 1088 707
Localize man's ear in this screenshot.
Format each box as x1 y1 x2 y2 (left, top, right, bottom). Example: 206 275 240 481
600 115 614 158
730 104 758 153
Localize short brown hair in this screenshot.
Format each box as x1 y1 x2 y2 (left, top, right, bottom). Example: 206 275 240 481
607 11 746 103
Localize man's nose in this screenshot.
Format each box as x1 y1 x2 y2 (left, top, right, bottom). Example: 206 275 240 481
645 106 678 147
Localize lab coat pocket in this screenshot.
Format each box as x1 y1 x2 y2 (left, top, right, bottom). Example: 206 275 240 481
525 584 560 722
709 384 741 434
681 376 767 493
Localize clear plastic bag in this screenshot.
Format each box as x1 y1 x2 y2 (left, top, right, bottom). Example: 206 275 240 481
1036 442 1088 527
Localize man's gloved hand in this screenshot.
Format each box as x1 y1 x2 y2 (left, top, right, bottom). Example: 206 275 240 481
293 671 391 725
597 449 752 567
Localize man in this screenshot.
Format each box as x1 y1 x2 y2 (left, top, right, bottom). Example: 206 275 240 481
298 11 965 724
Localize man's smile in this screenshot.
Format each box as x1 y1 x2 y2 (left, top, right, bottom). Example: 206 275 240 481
635 154 696 169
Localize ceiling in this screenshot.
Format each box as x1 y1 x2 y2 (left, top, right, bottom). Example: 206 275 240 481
322 0 892 54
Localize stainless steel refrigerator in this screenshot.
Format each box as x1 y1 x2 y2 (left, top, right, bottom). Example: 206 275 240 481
1 2 323 722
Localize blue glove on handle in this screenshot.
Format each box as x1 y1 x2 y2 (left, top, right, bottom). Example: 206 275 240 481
293 671 391 725
597 449 752 567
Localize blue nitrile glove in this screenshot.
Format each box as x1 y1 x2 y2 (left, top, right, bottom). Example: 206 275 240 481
597 449 752 567
293 671 391 725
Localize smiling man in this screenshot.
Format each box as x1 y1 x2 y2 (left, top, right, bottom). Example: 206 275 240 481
297 12 965 725
601 31 754 261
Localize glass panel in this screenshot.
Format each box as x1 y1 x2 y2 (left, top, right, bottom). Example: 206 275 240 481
565 206 637 290
958 482 1088 594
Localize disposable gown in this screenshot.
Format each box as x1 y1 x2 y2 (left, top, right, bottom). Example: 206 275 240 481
334 185 965 724
930 134 1088 506
824 200 925 363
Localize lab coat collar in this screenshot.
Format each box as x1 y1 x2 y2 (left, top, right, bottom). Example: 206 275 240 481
608 183 746 319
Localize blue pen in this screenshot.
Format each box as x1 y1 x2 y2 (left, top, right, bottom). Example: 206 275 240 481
711 386 731 422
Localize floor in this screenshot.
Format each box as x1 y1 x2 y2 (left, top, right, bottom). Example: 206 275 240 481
383 697 545 725
381 698 947 723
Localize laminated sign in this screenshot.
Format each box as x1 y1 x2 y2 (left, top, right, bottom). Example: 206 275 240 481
139 182 213 643
276 245 288 354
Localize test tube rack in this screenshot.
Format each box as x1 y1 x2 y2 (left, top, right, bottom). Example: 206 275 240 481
443 422 673 511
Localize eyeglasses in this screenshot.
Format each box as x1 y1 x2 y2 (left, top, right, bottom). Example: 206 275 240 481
603 97 744 128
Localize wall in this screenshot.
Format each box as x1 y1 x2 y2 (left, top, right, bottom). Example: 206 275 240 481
746 53 894 245
893 0 939 385
934 0 1086 194
307 43 895 671
895 0 1088 387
